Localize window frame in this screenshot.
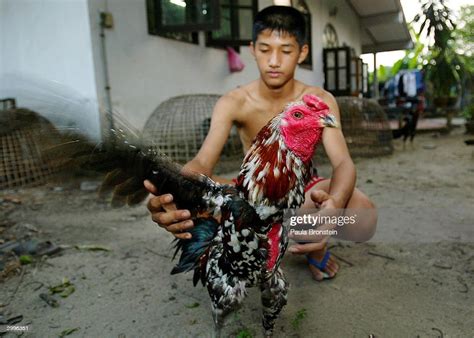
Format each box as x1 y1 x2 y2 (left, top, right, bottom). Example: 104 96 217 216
146 0 221 34
323 46 351 96
206 0 259 48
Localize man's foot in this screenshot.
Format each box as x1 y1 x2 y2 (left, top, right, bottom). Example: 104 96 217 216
306 247 339 281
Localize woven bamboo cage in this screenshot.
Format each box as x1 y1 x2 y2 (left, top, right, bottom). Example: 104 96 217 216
141 95 393 174
337 96 393 156
314 97 393 165
142 94 244 174
0 108 61 189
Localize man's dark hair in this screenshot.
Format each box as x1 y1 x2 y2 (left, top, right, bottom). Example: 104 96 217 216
252 6 306 46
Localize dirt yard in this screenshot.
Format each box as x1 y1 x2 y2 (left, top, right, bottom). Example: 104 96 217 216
1 126 473 337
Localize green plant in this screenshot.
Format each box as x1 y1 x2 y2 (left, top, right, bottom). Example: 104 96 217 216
462 104 474 120
414 0 464 99
414 0 455 50
291 308 307 330
424 47 463 97
236 328 253 338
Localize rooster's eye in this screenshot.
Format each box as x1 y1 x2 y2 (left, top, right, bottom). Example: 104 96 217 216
293 111 303 119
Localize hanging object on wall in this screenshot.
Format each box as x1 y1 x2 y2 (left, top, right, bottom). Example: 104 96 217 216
226 47 245 73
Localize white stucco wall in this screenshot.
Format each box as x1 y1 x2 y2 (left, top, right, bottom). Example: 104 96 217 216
87 0 267 131
0 0 101 140
297 0 361 87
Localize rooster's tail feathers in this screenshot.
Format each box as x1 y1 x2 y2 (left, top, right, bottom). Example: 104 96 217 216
170 217 219 282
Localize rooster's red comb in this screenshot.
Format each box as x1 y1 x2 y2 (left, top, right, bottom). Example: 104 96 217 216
302 94 329 111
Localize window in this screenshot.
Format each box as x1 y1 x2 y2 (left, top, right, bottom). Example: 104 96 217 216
323 46 368 96
293 0 312 69
146 0 219 43
323 47 350 96
206 0 258 48
323 24 338 48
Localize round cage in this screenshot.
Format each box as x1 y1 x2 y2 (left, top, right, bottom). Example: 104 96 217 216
0 108 61 189
337 97 393 157
314 96 393 165
142 94 244 174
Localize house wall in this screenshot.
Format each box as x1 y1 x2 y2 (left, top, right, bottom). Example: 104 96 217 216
0 0 101 140
87 0 361 131
298 0 362 89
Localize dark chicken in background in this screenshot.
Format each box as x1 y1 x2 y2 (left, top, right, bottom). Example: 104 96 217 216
52 94 338 337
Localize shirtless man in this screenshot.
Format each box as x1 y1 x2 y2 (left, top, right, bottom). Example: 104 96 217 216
144 6 377 281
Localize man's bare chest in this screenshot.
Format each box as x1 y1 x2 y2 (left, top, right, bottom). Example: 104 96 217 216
236 107 281 153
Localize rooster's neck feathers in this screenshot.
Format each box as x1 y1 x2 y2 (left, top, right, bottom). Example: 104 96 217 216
236 115 310 219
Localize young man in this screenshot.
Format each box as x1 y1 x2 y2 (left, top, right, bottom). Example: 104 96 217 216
145 6 377 281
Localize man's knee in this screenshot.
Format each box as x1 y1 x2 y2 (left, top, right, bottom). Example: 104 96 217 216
351 189 378 241
362 198 377 240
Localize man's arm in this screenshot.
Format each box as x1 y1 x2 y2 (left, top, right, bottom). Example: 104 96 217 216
145 93 241 238
318 91 356 209
287 91 357 253
183 93 241 183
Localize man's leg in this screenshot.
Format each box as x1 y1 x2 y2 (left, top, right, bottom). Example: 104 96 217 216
299 178 378 281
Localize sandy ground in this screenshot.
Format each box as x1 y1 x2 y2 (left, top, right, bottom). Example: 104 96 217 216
1 127 473 338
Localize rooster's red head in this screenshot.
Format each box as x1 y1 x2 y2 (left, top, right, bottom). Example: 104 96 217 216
280 94 338 163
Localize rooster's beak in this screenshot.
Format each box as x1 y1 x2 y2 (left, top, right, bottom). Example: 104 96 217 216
320 114 339 128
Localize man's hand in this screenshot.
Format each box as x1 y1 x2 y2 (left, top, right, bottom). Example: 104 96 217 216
144 180 194 240
288 189 342 254
311 189 344 209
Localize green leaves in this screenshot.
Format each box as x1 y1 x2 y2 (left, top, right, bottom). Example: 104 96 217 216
184 302 200 308
291 308 307 330
415 0 456 50
19 255 33 265
49 277 75 298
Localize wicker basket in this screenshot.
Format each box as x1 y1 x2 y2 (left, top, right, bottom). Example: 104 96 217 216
0 108 61 189
142 94 244 174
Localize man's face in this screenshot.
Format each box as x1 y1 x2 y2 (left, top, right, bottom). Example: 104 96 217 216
251 29 308 89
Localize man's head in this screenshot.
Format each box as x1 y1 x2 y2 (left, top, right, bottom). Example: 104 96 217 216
250 6 309 89
252 6 306 47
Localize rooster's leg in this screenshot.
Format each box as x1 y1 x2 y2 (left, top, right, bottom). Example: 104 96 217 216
207 274 247 338
260 268 289 337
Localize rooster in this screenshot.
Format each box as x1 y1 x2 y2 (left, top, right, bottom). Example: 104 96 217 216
56 94 338 337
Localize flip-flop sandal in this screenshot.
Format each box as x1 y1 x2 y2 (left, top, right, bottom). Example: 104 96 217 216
306 251 333 280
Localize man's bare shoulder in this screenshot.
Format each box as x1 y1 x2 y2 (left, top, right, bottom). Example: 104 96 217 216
216 83 250 111
216 82 260 122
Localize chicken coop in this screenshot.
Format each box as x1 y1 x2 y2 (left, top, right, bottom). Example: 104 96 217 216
314 96 394 165
0 100 62 189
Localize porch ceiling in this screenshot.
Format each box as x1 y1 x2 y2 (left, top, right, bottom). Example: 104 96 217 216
347 0 413 54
